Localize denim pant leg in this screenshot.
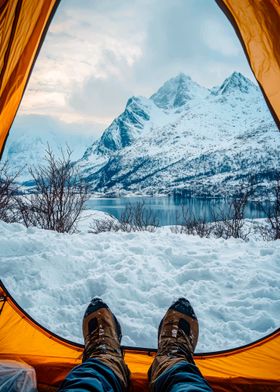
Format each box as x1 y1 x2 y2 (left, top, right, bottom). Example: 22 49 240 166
58 358 124 392
153 361 213 392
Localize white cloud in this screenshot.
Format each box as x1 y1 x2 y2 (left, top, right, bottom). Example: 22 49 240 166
69 71 134 119
201 19 240 57
18 0 255 136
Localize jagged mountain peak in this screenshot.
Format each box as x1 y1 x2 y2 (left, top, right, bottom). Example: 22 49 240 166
150 72 208 110
171 72 192 83
211 71 257 96
93 95 152 155
125 95 152 111
126 95 143 107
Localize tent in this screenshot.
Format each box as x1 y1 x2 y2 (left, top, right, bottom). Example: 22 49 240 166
1 280 280 391
0 0 280 390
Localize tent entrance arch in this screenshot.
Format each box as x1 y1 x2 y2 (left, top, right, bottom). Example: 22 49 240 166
0 0 280 390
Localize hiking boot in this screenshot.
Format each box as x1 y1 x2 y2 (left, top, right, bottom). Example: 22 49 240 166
149 298 199 385
82 298 129 391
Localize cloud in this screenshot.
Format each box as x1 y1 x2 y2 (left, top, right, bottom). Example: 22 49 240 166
18 0 255 137
69 70 134 121
129 0 251 90
201 19 240 57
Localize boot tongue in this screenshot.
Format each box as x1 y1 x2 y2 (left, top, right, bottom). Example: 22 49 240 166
178 318 190 336
88 318 98 334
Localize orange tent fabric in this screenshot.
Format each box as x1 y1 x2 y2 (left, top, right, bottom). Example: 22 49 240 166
1 1 280 390
0 0 60 158
1 281 280 391
216 0 280 129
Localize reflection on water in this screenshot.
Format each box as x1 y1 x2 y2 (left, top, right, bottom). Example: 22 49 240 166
86 196 270 226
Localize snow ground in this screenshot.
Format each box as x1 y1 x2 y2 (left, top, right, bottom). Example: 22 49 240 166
0 218 280 353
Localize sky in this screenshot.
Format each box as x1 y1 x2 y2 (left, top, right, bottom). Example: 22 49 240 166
15 0 255 139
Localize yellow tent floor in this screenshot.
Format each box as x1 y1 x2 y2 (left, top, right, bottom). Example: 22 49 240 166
0 280 280 391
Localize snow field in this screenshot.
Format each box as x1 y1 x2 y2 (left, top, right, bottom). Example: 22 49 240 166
0 220 280 352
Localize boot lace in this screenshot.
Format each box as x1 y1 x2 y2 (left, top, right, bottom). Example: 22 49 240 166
158 321 194 362
83 322 122 361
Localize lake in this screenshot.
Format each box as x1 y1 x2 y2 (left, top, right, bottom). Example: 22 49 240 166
86 196 270 226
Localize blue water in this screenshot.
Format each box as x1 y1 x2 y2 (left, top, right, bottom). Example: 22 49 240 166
86 196 269 226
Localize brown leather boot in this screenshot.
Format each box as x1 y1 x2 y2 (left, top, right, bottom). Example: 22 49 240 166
149 298 199 387
82 298 130 391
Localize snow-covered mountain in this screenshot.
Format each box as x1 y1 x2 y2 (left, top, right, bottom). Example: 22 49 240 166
2 115 93 183
5 73 279 197
78 72 280 197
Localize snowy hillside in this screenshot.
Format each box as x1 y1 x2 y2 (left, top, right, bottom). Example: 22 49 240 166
2 115 93 182
1 220 279 351
79 72 280 197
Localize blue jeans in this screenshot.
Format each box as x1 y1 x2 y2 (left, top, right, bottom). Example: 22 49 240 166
152 361 213 392
59 359 212 392
58 359 123 392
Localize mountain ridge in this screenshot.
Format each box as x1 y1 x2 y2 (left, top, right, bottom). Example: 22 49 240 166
79 71 280 198
4 72 279 198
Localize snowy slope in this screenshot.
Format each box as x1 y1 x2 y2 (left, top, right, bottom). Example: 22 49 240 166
79 72 280 197
1 220 279 351
2 115 93 182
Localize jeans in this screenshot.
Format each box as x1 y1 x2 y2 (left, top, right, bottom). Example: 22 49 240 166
58 359 123 392
152 361 213 392
59 359 212 392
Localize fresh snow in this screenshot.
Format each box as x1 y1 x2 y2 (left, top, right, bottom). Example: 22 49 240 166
1 219 279 352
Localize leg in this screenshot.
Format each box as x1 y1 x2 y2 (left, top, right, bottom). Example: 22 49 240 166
59 298 130 392
152 361 212 392
59 358 123 392
149 298 213 392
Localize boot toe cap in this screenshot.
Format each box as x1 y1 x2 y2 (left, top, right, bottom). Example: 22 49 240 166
84 297 109 318
169 298 197 320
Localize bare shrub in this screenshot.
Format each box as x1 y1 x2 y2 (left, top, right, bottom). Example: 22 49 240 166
90 201 159 233
211 181 253 240
16 146 90 233
119 201 159 232
89 216 120 234
259 176 280 240
172 179 254 240
0 161 19 223
170 207 212 238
